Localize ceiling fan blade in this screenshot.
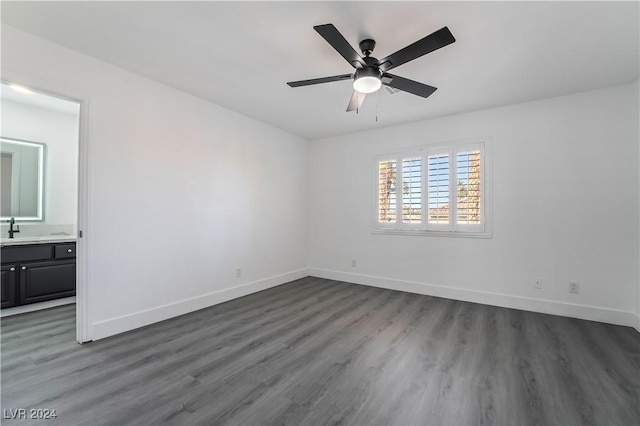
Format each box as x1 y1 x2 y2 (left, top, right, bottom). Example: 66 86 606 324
314 24 366 68
346 91 366 112
287 73 353 87
378 27 455 72
383 73 437 98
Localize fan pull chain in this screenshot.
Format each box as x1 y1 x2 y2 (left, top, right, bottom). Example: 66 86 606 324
375 90 378 122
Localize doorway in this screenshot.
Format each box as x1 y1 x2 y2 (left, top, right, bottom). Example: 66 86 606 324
0 79 88 343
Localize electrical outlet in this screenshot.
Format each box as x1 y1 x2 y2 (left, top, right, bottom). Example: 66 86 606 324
351 259 357 268
569 282 580 294
533 278 543 289
235 268 242 278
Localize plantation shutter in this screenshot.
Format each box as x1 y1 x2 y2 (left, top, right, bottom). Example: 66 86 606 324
377 159 397 224
374 140 486 235
402 155 422 225
455 143 484 231
427 149 450 229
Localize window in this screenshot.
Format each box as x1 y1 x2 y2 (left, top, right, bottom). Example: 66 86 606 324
402 156 422 225
377 158 397 223
375 139 490 237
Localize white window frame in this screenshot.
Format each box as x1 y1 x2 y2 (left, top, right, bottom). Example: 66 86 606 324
373 137 492 238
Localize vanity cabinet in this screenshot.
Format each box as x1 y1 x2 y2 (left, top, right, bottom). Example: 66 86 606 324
1 242 76 308
1 265 17 308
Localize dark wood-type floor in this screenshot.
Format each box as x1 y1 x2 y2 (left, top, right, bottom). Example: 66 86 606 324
2 277 639 425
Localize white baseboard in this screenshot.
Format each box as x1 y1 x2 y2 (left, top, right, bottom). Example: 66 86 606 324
91 268 309 341
309 268 638 329
1 297 76 317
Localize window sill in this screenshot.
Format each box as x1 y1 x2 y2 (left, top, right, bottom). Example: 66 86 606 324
372 229 492 239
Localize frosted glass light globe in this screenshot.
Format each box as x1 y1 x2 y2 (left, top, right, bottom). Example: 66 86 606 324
353 76 382 94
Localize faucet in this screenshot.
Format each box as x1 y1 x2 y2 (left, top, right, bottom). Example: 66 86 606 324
7 217 20 239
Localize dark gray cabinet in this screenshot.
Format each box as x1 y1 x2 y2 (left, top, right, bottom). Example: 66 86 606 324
1 242 76 308
19 260 76 304
1 265 17 308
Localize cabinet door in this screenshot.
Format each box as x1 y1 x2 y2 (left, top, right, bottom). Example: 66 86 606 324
18 260 76 305
1 265 17 309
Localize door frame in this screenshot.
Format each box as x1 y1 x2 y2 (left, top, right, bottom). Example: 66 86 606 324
1 69 91 343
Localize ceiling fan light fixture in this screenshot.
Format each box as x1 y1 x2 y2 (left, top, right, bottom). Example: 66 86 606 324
353 67 382 94
287 24 455 110
353 76 381 94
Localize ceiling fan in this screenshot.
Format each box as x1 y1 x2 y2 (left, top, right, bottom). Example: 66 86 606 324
287 24 456 112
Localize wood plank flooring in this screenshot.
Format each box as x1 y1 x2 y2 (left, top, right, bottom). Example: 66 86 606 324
2 277 639 425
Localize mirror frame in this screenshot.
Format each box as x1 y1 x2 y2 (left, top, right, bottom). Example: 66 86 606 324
1 137 46 221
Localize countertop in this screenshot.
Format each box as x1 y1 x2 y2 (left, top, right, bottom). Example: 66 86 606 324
1 236 77 247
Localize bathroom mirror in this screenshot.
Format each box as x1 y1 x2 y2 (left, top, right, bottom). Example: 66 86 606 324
1 137 45 221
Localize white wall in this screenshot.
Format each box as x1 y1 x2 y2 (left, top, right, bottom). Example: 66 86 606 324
309 81 639 327
1 25 309 339
1 100 79 234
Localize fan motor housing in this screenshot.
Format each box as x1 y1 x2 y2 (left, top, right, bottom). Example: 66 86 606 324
354 66 382 81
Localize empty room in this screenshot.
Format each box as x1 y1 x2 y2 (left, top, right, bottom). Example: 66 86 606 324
1 1 638 425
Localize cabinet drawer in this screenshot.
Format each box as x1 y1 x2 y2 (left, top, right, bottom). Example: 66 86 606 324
1 245 52 264
54 244 76 259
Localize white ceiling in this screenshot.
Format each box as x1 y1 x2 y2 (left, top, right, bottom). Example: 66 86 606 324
2 1 638 140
